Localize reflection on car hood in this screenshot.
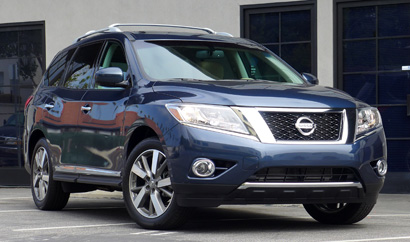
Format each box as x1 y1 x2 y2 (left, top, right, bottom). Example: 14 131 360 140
152 80 359 108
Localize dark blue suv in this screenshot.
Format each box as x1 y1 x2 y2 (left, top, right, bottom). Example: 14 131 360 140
24 24 387 229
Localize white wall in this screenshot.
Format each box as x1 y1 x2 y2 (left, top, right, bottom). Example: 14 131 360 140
316 0 334 87
0 0 333 86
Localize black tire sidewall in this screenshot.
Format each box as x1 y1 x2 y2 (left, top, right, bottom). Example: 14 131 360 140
304 203 375 224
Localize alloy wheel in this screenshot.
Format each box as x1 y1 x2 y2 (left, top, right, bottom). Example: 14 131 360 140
128 149 173 218
32 147 50 201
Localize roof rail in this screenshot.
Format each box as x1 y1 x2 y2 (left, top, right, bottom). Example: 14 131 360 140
74 26 121 43
75 23 233 42
109 23 217 34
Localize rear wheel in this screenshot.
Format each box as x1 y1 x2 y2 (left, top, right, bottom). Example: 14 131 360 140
123 138 190 229
303 202 375 224
31 138 70 210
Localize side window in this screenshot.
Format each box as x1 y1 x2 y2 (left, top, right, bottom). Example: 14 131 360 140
63 42 103 89
99 42 128 72
42 49 74 87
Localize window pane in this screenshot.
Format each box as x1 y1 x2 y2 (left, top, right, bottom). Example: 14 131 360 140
379 3 410 37
343 74 376 105
18 30 43 58
343 40 376 72
378 72 410 105
385 140 410 172
249 13 279 44
281 10 311 42
281 43 311 73
0 31 18 58
265 44 279 55
45 49 75 87
378 38 410 71
64 43 102 89
378 106 410 138
343 6 376 39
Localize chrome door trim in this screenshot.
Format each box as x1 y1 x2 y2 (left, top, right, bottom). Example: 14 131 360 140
55 165 121 177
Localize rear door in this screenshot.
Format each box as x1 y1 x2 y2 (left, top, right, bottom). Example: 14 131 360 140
39 48 81 165
55 42 103 165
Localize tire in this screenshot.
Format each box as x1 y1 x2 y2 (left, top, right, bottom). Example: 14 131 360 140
123 138 190 229
31 138 70 210
303 202 375 225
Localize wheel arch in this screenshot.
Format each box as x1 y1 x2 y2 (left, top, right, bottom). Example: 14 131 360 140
126 125 159 159
28 129 45 167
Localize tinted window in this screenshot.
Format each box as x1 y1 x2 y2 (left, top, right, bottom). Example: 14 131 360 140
249 12 279 44
43 49 74 87
343 6 376 39
64 42 103 89
378 3 410 37
245 7 314 74
281 10 311 42
99 42 128 72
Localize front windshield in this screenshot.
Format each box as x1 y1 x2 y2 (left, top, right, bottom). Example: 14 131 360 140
134 40 305 84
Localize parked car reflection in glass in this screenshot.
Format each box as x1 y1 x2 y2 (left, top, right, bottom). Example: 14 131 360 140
0 112 24 166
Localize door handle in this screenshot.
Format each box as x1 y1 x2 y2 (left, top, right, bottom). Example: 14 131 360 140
81 105 92 112
45 104 54 110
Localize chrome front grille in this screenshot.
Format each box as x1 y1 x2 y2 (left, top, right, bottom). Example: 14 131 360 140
259 111 342 141
246 167 359 183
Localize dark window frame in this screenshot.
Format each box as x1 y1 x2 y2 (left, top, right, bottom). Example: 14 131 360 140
240 1 317 75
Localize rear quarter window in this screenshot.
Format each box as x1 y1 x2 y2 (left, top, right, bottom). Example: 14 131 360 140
42 49 75 87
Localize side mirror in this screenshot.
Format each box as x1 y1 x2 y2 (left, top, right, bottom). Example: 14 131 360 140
302 73 319 85
95 67 128 88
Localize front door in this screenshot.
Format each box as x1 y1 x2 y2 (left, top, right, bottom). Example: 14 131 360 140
75 41 130 171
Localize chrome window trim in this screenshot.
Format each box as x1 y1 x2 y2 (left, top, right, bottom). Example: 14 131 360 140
236 107 348 144
237 181 363 190
55 165 121 177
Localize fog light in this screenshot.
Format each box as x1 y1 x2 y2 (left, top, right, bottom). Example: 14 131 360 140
376 159 388 176
192 158 215 177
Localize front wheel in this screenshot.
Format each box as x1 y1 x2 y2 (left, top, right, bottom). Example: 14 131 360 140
303 202 375 224
123 138 190 229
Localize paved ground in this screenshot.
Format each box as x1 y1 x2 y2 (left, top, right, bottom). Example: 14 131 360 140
0 188 410 242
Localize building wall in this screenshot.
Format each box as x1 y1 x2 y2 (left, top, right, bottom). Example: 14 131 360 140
0 0 332 84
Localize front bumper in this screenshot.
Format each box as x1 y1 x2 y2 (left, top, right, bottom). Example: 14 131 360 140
164 125 387 207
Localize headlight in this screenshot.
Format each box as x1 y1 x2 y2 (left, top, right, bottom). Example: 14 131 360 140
356 107 382 137
166 104 249 134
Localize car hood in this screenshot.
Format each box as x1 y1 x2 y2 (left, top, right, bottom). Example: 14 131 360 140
152 80 360 109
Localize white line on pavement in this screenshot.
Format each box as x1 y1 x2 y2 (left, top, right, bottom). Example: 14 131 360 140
13 223 135 232
0 197 31 200
0 209 39 213
369 214 410 217
130 231 159 235
326 236 410 242
151 232 177 236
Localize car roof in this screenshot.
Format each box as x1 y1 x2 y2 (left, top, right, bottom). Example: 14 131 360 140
73 23 261 47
